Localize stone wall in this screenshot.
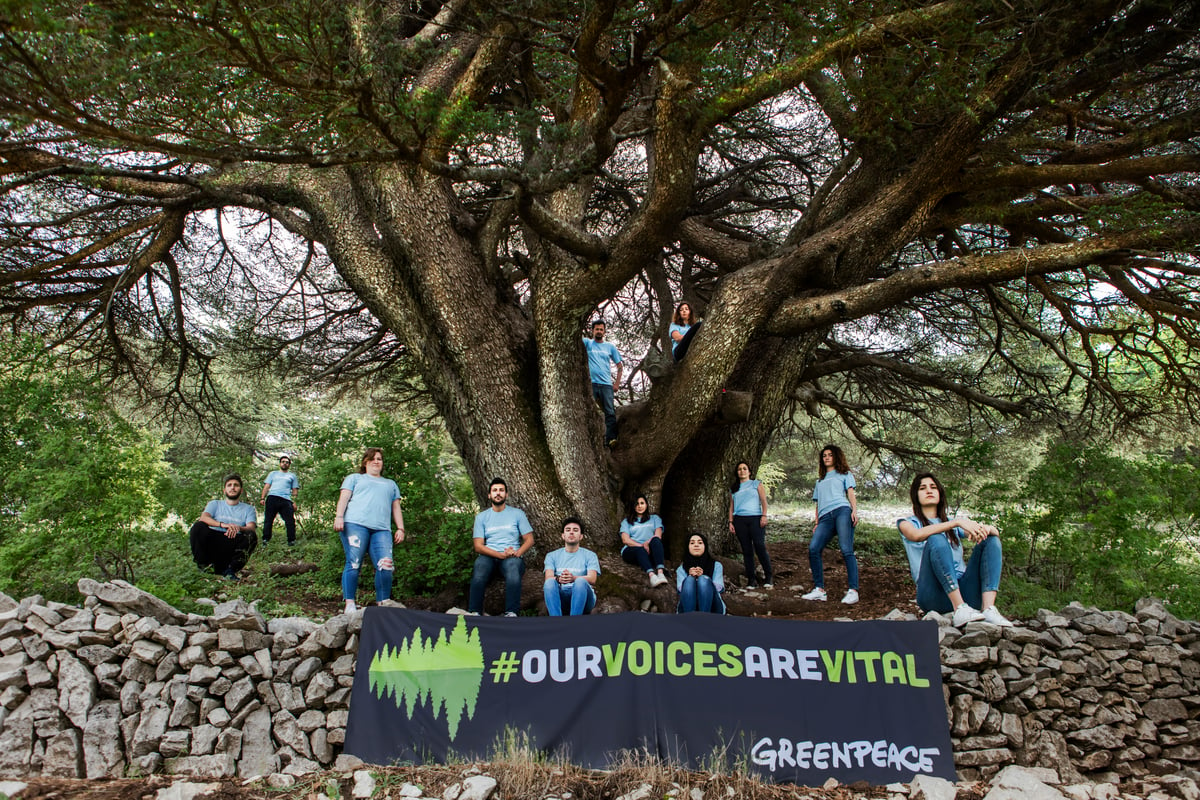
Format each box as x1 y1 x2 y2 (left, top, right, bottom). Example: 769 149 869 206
0 579 1195 784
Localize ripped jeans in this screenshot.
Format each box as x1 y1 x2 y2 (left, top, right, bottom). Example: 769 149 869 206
340 522 394 602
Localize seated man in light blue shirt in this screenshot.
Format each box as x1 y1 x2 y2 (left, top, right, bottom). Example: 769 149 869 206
583 320 622 446
468 477 534 616
189 473 258 580
543 517 600 616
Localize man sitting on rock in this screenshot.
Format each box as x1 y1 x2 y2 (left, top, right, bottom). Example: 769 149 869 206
189 473 258 580
543 517 600 616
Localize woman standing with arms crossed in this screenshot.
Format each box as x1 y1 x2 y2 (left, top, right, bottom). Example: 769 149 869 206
803 444 860 604
334 448 406 614
729 461 773 589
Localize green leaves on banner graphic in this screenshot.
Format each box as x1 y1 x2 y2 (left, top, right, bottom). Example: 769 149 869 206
368 616 484 739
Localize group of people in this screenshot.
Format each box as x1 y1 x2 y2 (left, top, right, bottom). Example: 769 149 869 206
190 444 1013 626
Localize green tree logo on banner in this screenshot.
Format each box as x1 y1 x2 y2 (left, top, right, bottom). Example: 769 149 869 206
368 616 484 739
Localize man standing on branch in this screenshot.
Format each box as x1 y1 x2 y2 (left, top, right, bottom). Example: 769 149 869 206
190 473 258 580
260 455 299 546
469 478 534 617
583 320 622 447
543 517 600 616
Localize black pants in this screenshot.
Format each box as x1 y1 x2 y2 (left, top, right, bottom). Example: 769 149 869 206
263 495 296 544
673 321 702 362
189 521 257 576
732 514 772 586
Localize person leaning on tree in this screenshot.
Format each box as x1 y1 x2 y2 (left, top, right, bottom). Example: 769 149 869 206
190 473 258 580
582 319 623 447
468 477 534 617
260 454 299 546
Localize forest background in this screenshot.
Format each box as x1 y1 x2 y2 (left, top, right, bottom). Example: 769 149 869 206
1 0 1199 620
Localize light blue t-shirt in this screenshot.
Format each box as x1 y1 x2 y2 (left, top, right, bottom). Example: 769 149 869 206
473 506 533 551
731 480 764 516
203 500 257 532
620 514 663 547
263 470 299 499
676 560 724 593
583 338 622 384
668 323 691 355
340 473 402 531
544 547 601 578
898 515 966 584
813 471 855 517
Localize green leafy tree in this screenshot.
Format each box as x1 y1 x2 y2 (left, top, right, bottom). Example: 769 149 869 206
990 441 1200 617
0 341 167 599
301 415 474 597
2 0 1199 556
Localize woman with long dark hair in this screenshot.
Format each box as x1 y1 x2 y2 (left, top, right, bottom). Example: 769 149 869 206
898 472 1013 627
676 533 726 613
728 461 773 588
668 302 702 362
803 444 860 604
620 494 669 587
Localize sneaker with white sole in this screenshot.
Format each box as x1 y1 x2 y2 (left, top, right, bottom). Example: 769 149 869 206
503 611 518 617
982 606 1015 627
801 587 827 601
841 589 859 605
952 603 985 626
648 572 668 587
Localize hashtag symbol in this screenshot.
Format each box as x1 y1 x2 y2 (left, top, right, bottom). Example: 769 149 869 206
489 651 520 683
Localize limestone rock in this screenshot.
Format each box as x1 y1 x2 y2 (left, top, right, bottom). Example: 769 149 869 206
77 579 187 624
83 700 124 778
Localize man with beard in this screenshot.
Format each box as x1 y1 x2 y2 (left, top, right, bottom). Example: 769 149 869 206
260 455 299 545
190 473 258 580
468 477 534 616
583 320 623 446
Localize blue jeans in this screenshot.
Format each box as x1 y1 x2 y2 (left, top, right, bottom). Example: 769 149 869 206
732 515 772 585
678 575 725 614
469 554 526 614
810 506 858 590
621 538 665 573
543 579 595 616
916 535 1003 613
340 523 393 602
591 383 617 442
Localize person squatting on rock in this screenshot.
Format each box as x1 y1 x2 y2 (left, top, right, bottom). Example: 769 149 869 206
260 454 299 546
898 472 1014 628
805 444 860 604
620 494 670 587
729 461 773 589
543 517 600 616
469 477 534 617
190 473 258 580
676 532 726 614
334 448 406 614
583 319 623 447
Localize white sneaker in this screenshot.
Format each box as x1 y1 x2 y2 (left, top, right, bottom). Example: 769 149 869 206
841 589 859 605
343 601 357 614
762 582 774 589
801 587 827 601
982 606 1015 627
503 611 518 617
649 572 668 587
952 604 985 626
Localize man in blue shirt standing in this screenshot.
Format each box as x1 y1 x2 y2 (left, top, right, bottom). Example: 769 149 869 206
543 517 600 616
260 455 299 546
190 473 258 580
468 477 534 616
583 320 623 447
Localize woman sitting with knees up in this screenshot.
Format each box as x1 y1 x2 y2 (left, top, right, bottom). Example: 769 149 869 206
620 494 669 587
898 472 1013 627
676 532 726 614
